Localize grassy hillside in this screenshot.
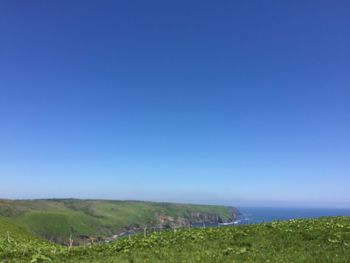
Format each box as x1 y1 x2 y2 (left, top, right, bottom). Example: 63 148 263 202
0 199 238 242
0 216 59 262
0 216 37 241
1 217 349 262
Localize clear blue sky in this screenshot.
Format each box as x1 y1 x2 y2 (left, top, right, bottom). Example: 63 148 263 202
0 1 349 208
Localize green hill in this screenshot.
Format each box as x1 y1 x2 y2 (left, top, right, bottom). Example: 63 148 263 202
1 216 349 262
0 216 37 241
0 199 239 243
0 216 59 262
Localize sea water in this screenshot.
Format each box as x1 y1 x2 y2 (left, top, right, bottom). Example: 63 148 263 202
236 207 350 224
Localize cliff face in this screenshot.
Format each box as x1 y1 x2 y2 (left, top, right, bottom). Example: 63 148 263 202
155 207 240 228
190 207 239 224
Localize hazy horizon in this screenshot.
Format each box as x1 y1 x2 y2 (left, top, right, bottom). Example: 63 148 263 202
1 196 350 210
1 1 349 208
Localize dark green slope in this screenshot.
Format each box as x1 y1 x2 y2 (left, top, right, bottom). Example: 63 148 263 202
0 216 36 240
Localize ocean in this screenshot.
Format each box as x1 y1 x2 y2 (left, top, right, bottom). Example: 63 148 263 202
236 207 350 224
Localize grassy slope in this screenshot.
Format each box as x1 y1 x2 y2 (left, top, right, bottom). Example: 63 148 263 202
0 216 36 241
1 217 349 262
0 199 236 241
0 216 59 262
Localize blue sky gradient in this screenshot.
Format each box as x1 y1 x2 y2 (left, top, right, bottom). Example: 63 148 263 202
0 1 349 207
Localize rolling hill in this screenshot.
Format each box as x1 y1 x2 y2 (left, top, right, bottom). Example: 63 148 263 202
0 199 239 243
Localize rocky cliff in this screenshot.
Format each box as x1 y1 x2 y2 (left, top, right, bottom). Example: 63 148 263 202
155 206 240 228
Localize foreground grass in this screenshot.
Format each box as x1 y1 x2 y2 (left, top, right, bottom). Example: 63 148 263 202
1 216 350 262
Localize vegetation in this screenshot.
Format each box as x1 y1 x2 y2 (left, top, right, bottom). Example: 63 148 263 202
1 216 350 262
0 199 237 242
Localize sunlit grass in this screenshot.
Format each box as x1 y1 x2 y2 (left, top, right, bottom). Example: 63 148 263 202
1 216 350 262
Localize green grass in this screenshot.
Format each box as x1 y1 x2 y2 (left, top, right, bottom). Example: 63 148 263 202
0 216 36 240
0 199 238 241
1 216 350 262
0 216 58 262
18 211 102 242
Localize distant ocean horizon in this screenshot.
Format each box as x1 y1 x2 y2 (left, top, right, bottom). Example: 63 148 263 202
236 207 350 224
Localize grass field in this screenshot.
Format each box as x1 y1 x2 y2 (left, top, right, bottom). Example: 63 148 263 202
1 216 350 262
0 199 237 242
